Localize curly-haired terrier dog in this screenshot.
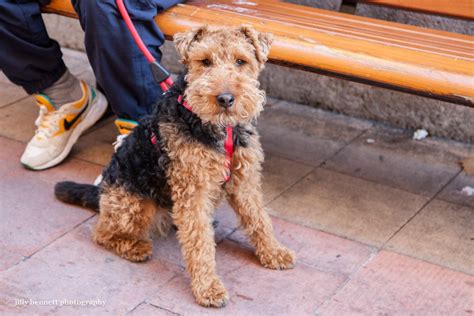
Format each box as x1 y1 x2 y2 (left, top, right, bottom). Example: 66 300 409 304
55 25 295 307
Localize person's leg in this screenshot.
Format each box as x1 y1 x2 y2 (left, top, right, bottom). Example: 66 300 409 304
0 0 83 105
0 0 108 170
0 0 67 95
72 0 180 121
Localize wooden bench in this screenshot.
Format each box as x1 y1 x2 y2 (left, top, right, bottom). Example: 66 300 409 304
354 0 473 20
42 0 474 107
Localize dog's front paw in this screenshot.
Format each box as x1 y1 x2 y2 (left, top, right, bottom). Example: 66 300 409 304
258 246 295 270
120 240 153 262
194 277 229 308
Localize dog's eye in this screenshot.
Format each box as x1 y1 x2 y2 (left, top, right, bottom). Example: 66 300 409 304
201 59 211 67
236 59 246 66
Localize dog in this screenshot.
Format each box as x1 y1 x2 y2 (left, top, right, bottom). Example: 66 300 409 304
55 25 295 308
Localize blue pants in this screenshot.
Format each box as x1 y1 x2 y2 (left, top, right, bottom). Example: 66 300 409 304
0 0 181 120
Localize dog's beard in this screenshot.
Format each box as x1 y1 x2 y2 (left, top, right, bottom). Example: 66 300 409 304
186 77 265 127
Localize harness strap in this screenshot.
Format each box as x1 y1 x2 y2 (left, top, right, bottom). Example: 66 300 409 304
151 133 158 145
177 95 192 112
223 125 233 182
151 94 234 183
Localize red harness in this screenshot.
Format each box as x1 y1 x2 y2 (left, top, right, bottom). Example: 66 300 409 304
151 95 234 183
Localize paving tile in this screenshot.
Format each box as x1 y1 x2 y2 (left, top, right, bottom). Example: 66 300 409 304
148 229 182 268
0 137 24 176
0 136 102 270
70 118 116 166
0 136 102 185
324 124 473 197
229 216 375 276
0 168 94 261
0 218 182 314
262 154 313 204
0 248 24 272
0 71 11 84
152 202 239 268
129 303 178 315
0 96 38 142
386 199 474 274
438 172 474 208
148 240 346 315
318 251 474 315
258 101 372 166
213 202 239 243
268 168 428 246
0 82 27 109
218 257 344 315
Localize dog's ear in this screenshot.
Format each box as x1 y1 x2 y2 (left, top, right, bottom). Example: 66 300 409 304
173 26 209 63
239 25 273 65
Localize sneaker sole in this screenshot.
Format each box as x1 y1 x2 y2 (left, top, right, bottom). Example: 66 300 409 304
22 91 108 171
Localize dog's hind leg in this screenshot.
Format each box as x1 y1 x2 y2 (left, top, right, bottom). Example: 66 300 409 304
93 185 156 262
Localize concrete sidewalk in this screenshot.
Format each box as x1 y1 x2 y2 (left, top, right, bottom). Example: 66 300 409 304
0 49 473 315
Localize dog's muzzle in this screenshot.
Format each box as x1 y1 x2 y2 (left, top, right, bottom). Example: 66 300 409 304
217 93 235 108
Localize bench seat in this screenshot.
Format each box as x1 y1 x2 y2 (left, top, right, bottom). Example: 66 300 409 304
43 0 474 106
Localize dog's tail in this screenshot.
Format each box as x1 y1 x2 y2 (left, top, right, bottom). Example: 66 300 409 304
54 181 100 212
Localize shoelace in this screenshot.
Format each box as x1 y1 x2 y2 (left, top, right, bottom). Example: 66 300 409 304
113 133 129 152
34 105 63 139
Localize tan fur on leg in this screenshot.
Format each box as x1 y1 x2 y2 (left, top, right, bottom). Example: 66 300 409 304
150 206 172 239
162 123 229 308
226 131 295 269
94 185 157 262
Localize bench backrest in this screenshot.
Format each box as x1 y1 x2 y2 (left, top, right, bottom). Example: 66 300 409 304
358 0 474 20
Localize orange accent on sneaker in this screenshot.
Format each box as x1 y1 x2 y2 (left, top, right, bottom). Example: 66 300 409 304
51 81 89 137
114 118 138 135
35 94 55 112
70 81 89 109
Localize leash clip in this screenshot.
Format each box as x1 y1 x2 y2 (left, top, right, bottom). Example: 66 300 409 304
150 61 171 84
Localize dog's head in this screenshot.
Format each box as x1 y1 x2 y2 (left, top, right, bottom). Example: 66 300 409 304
173 25 273 126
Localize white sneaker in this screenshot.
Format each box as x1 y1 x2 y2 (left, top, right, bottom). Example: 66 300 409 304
21 81 108 170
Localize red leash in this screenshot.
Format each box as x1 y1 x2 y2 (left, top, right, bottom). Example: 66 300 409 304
116 0 233 182
116 0 173 92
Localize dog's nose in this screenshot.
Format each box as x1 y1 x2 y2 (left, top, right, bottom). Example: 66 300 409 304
216 93 235 108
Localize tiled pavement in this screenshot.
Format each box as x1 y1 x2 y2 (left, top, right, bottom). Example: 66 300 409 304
0 48 473 315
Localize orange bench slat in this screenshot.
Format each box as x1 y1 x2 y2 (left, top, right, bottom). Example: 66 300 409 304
359 0 474 20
